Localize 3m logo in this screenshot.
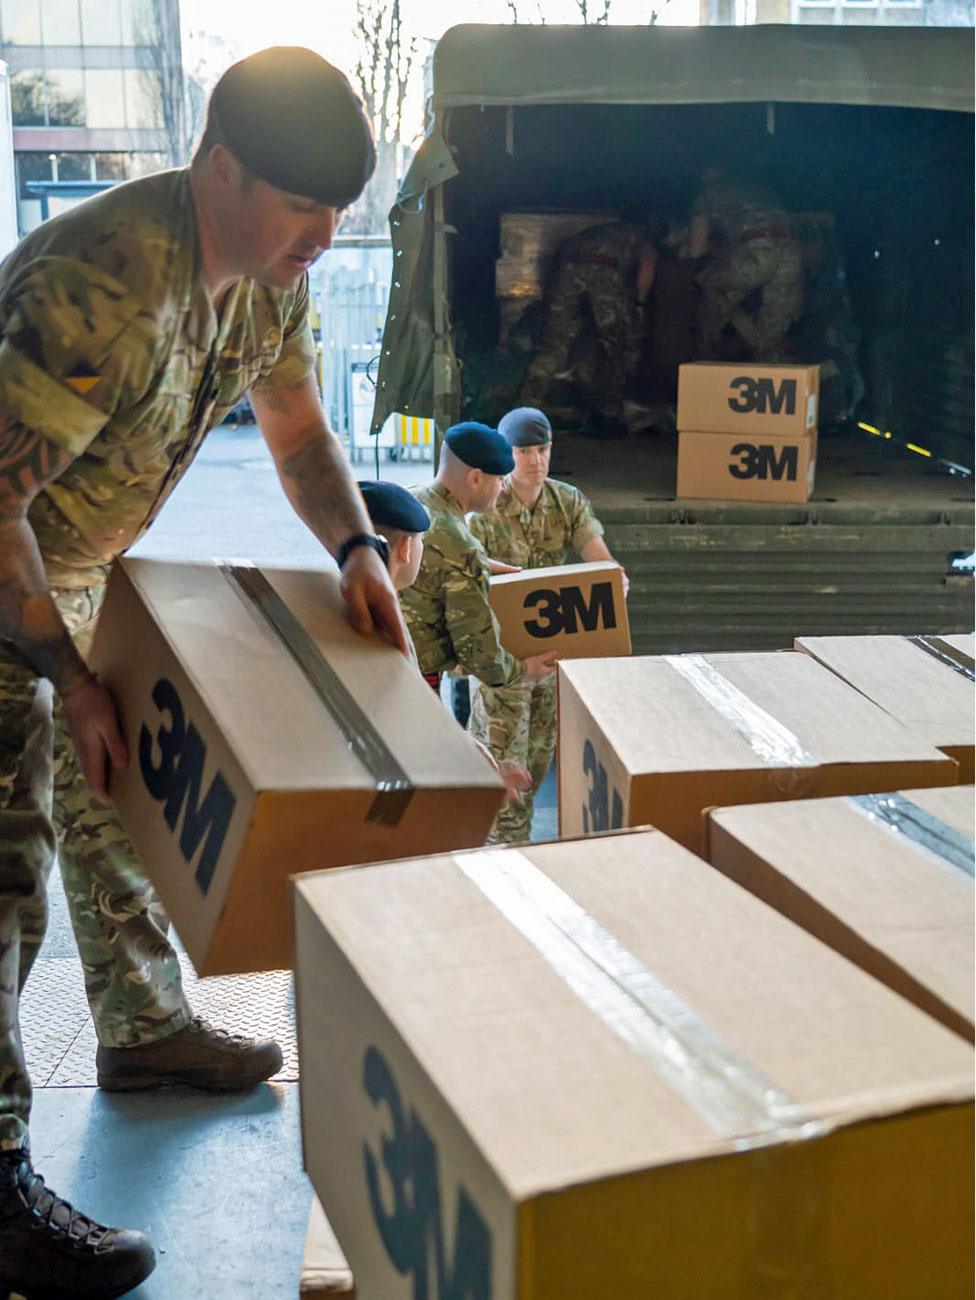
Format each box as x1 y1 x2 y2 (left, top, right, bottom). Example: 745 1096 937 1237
581 739 624 834
523 581 617 640
362 1044 492 1300
728 443 799 482
138 678 237 896
727 376 797 417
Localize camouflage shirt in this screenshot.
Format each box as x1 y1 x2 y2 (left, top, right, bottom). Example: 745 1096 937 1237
400 482 524 686
468 477 603 570
0 168 316 588
692 179 791 246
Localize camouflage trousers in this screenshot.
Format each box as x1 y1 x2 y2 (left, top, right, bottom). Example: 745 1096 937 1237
696 239 803 361
0 586 191 1152
470 677 557 845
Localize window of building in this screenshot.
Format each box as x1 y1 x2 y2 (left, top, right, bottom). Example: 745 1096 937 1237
10 69 47 125
15 151 54 199
793 0 923 20
79 0 121 44
46 68 85 125
127 151 168 177
2 0 42 45
123 68 164 129
54 151 94 180
40 0 81 44
84 68 126 127
93 151 128 179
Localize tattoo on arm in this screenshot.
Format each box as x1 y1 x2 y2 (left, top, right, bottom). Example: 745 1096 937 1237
279 433 371 555
0 417 86 691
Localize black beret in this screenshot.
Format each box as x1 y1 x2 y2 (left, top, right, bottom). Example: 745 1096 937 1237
359 480 430 534
444 422 514 475
498 406 553 448
210 47 375 208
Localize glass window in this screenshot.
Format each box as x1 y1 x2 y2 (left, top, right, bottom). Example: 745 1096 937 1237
15 151 54 200
46 68 85 126
80 0 121 44
84 69 126 127
55 151 94 180
127 151 168 178
120 0 154 45
40 0 81 43
123 68 164 129
2 0 42 44
10 70 47 125
93 151 128 179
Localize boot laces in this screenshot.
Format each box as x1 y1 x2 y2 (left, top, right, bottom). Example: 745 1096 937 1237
4 1157 110 1247
188 1016 250 1045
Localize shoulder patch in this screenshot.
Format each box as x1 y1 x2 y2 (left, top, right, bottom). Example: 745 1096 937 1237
65 362 100 395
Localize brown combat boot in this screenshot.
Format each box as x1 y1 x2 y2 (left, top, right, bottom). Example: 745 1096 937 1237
96 1017 283 1092
0 1149 155 1299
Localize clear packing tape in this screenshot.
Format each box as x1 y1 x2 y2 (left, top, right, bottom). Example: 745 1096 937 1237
846 792 975 879
664 654 817 770
456 848 822 1147
220 562 414 827
905 635 976 684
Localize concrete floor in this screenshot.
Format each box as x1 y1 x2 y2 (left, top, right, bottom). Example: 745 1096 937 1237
16 425 555 1300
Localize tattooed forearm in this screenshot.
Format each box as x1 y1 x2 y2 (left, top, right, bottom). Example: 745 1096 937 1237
0 415 87 692
278 432 371 556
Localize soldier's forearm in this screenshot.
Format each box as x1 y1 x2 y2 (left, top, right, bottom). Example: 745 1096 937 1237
278 430 372 556
0 516 88 692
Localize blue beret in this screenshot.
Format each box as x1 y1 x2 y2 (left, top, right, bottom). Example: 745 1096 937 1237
444 422 514 475
498 407 552 448
358 480 430 534
211 47 375 208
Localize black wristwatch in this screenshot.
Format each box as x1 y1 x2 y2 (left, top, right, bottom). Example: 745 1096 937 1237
336 532 389 569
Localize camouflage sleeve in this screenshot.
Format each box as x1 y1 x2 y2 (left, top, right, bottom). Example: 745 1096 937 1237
0 257 155 455
253 274 317 390
466 510 491 550
569 489 604 552
443 548 524 687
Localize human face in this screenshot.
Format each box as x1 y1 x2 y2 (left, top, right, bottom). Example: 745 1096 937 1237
511 441 552 490
469 470 506 514
402 533 424 589
228 170 344 288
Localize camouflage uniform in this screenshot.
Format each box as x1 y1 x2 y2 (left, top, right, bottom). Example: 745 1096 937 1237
468 479 603 844
521 222 650 420
399 482 524 688
0 168 316 1151
693 179 802 362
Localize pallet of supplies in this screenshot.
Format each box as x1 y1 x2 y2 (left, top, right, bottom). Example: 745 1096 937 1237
489 561 630 660
557 650 958 852
706 785 974 1041
89 558 504 975
294 828 974 1300
795 633 975 782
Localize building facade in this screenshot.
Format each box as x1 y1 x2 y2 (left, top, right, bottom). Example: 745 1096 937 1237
0 0 184 235
702 0 972 25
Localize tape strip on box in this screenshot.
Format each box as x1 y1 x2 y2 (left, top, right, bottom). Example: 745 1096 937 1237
223 562 414 827
664 654 817 769
905 635 976 683
456 847 821 1145
846 792 974 879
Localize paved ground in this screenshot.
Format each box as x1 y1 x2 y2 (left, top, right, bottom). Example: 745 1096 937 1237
16 423 555 1300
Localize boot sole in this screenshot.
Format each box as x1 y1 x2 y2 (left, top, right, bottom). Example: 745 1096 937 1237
97 1067 278 1093
0 1251 155 1299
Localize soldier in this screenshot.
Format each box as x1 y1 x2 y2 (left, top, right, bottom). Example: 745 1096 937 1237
520 218 659 432
0 47 408 1298
468 407 627 845
689 169 803 362
400 423 555 697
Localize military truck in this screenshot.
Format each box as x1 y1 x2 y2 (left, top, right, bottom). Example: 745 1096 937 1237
373 23 974 653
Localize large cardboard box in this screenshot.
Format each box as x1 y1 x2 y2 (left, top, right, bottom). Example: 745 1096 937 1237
294 830 974 1300
301 1198 354 1297
558 650 958 852
706 785 975 1042
488 561 630 661
795 633 975 782
88 558 503 975
677 362 819 436
676 427 816 503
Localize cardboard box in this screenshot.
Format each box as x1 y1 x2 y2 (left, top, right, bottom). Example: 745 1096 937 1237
558 650 958 852
301 1198 354 1297
676 427 817 503
488 561 631 661
88 558 503 975
677 362 819 436
706 785 975 1042
795 633 975 782
294 829 974 1300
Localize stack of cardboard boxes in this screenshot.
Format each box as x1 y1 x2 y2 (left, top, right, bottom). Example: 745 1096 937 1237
676 362 820 504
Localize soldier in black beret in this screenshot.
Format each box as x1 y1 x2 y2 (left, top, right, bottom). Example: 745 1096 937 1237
358 480 431 598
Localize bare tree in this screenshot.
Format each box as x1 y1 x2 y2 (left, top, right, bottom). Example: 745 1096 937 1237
132 0 190 167
349 0 417 234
